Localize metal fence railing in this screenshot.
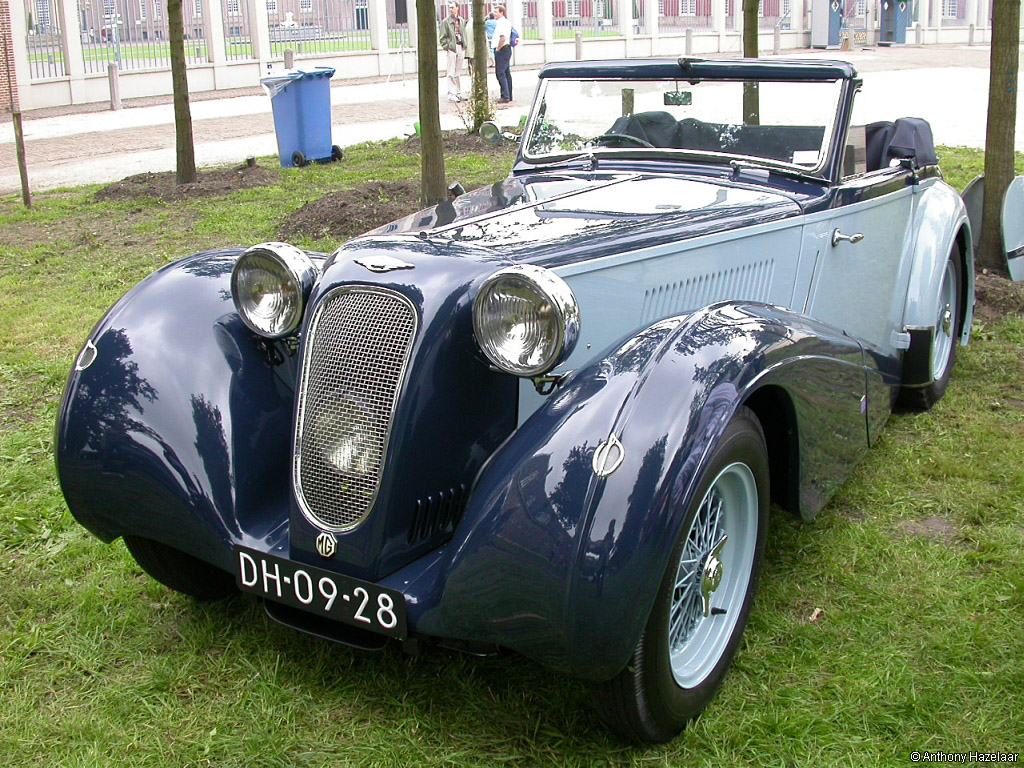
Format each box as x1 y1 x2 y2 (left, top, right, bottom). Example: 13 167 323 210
77 0 207 74
658 0 714 31
24 0 65 79
223 0 254 59
267 0 372 58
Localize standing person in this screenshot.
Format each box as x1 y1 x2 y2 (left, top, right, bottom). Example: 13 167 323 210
438 2 466 102
491 5 512 104
464 15 476 78
484 11 497 67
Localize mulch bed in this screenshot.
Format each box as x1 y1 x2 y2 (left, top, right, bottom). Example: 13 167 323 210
95 164 278 202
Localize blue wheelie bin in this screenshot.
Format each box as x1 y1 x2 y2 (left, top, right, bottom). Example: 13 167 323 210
260 67 342 168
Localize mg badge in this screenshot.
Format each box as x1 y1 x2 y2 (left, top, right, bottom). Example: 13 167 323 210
315 532 337 559
592 433 626 477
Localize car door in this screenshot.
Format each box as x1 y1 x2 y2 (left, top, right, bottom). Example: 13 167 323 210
803 165 917 356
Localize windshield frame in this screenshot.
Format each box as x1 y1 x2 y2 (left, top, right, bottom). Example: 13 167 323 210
518 71 856 182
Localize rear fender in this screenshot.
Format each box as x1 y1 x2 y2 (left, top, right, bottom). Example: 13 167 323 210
420 302 868 679
54 249 298 571
902 181 974 385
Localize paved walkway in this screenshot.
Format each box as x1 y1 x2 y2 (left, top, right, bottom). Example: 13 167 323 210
0 45 1018 195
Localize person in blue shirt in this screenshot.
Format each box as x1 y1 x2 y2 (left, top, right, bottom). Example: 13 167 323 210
484 11 497 65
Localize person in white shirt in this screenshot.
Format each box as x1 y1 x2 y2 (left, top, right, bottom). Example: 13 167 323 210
490 5 512 103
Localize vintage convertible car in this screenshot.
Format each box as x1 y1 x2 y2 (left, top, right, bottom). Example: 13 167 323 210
56 58 973 742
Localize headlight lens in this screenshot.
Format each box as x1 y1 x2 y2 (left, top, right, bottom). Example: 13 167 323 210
311 394 377 478
472 264 580 377
231 242 317 338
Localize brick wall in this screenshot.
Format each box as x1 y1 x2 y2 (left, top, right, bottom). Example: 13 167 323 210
0 0 18 113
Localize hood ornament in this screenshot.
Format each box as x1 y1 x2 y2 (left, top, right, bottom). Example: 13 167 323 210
354 255 415 273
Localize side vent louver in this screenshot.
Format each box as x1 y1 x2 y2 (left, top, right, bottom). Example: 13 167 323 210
640 259 775 324
410 485 467 544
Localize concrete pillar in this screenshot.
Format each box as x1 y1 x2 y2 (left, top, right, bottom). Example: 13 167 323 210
965 0 977 33
789 0 803 32
864 0 874 45
56 0 88 104
507 0 521 37
7 0 31 109
685 26 693 53
249 0 273 72
929 0 940 30
623 0 635 55
368 0 389 74
646 0 660 52
712 0 725 52
204 0 231 87
538 0 554 62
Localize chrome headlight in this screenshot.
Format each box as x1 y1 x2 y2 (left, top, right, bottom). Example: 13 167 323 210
472 264 580 377
231 242 317 339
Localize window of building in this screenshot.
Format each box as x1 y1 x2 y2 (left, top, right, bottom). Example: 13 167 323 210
34 0 50 29
941 0 957 16
680 0 696 14
266 0 277 11
300 0 312 11
566 0 580 17
227 0 240 14
194 0 203 16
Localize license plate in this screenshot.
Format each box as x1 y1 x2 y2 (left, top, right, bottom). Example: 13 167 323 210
235 547 407 639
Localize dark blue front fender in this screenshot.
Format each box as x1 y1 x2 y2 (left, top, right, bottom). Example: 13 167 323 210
415 302 869 680
55 249 298 570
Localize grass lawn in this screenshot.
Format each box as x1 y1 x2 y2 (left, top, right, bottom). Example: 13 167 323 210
0 143 1022 766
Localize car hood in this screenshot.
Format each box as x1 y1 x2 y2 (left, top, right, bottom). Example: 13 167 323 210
347 171 805 268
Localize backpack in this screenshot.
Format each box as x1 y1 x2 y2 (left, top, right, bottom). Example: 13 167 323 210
510 27 519 46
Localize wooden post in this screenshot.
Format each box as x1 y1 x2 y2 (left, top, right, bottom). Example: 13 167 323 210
12 111 31 208
108 63 121 110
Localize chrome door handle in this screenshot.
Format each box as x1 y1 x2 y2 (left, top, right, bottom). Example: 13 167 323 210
832 229 865 247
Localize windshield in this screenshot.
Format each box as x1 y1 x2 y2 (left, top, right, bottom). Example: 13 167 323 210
523 78 844 172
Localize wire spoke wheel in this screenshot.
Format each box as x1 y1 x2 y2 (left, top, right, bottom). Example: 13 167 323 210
593 406 768 743
668 462 758 689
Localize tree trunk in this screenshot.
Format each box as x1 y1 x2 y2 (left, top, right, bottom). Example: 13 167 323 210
978 0 1020 276
167 0 197 185
470 0 492 132
742 0 759 125
417 0 446 205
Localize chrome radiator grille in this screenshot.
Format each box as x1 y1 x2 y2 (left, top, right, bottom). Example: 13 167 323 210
293 287 417 531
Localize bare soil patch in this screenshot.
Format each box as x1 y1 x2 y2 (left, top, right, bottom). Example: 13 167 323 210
898 517 960 544
398 130 518 157
974 271 1024 324
95 164 279 203
277 181 420 243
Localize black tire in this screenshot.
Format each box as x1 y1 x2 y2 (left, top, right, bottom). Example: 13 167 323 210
897 244 963 411
331 144 344 162
123 535 236 601
593 406 769 743
291 150 307 168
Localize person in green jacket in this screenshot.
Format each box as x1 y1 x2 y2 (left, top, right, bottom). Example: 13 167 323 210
438 2 465 102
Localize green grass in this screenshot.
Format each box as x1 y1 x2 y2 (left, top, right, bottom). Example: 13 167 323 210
1 144 1022 765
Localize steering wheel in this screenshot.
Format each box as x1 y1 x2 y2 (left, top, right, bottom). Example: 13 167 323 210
590 133 655 148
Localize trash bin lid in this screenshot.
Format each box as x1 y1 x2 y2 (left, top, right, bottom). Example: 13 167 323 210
260 67 336 98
